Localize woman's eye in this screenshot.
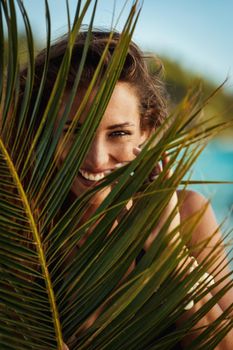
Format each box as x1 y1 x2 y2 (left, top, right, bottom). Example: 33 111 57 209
63 121 82 134
63 127 81 134
109 130 131 137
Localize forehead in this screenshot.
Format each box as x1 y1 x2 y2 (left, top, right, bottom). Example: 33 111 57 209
66 82 140 126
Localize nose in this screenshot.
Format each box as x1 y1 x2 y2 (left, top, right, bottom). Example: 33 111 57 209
84 135 110 170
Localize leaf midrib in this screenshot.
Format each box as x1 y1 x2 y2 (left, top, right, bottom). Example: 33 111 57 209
0 138 63 348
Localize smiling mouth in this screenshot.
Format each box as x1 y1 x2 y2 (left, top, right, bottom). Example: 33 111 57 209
79 169 109 182
78 168 120 184
78 163 126 184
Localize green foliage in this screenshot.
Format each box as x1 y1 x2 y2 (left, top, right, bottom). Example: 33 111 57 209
0 1 232 350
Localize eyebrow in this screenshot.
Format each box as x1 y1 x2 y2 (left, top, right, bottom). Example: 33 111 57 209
107 122 135 130
65 121 135 129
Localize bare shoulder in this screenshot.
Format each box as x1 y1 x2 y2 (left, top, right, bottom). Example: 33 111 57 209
177 189 219 246
177 189 209 219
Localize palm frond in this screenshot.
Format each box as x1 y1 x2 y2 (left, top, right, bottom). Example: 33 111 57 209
1 1 232 349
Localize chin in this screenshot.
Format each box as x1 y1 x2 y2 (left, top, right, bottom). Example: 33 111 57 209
71 177 111 207
89 187 111 207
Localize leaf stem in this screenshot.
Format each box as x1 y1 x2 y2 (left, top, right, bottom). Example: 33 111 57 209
0 138 63 349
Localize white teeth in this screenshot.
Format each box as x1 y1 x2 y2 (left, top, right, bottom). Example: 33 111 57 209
79 169 110 181
115 163 124 168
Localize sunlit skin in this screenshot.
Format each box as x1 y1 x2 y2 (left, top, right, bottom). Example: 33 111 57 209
59 82 149 208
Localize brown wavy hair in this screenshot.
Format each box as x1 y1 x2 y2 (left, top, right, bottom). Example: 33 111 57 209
20 30 167 132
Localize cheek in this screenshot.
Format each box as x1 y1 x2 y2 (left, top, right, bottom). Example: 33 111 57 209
112 139 139 161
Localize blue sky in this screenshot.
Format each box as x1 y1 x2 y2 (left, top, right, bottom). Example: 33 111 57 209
17 0 233 91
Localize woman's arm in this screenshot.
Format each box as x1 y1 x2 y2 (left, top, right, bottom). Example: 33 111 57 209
177 190 233 349
132 150 233 347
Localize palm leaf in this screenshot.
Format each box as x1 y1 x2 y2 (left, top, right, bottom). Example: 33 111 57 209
0 1 232 349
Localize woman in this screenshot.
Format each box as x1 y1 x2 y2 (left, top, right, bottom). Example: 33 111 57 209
19 31 232 349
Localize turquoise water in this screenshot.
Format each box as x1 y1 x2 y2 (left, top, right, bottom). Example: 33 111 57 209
187 139 233 267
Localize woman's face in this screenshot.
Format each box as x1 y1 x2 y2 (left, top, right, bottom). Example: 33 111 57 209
60 82 149 207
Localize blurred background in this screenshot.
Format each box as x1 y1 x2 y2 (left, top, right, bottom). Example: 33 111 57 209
12 0 233 261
